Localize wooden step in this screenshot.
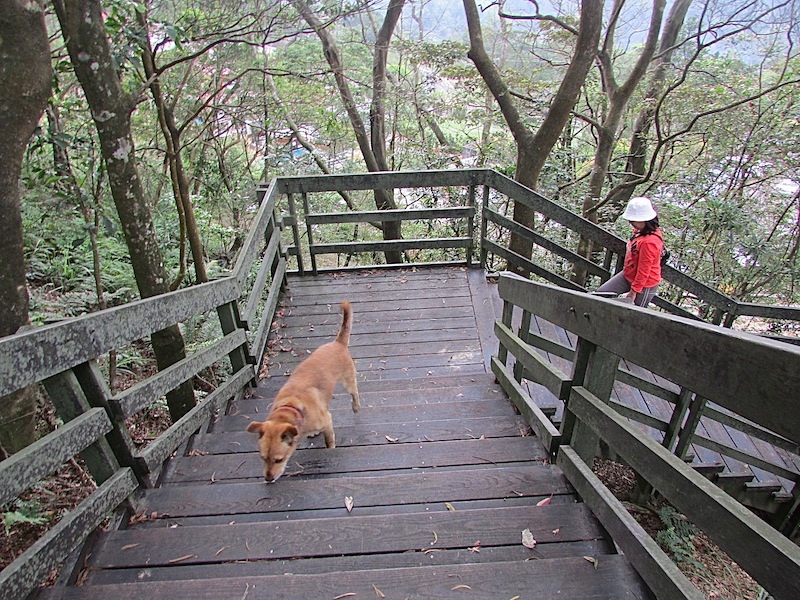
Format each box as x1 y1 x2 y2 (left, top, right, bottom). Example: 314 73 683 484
87 504 607 571
44 555 652 599
213 397 519 433
159 436 548 484
140 464 569 520
192 415 529 454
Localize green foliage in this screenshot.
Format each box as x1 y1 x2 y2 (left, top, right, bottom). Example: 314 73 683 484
2 499 50 535
655 506 702 569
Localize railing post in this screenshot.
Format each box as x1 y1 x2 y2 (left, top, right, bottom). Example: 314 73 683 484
513 309 533 383
217 301 256 379
563 338 621 464
467 184 476 267
497 298 514 366
69 361 145 485
480 185 490 269
42 370 122 485
674 393 707 461
662 387 693 453
286 192 304 275
301 191 318 275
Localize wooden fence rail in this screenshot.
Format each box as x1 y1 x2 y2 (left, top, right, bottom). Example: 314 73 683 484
492 272 800 598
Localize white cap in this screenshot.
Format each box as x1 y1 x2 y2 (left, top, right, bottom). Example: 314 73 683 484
622 197 657 221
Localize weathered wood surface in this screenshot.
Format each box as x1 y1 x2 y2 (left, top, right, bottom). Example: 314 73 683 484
38 267 652 599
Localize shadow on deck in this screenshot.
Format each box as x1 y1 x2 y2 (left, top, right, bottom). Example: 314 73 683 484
40 267 655 599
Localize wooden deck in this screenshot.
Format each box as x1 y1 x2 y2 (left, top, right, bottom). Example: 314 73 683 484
40 267 653 599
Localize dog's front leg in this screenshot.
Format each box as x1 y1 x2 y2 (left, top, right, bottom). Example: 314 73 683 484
323 425 336 448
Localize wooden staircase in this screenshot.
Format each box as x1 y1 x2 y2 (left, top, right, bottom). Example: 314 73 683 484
41 373 651 598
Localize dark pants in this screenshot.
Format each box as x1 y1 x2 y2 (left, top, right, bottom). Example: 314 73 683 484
595 272 658 307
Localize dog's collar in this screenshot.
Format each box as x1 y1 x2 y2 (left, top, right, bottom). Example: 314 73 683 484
271 404 305 424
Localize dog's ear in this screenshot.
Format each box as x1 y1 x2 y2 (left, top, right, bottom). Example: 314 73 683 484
281 425 299 445
247 422 264 436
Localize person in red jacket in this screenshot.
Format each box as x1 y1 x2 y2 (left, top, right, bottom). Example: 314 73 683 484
595 197 663 307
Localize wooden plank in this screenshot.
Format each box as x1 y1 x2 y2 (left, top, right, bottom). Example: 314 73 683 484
40 554 652 599
249 372 499 397
311 237 471 255
0 277 239 398
235 381 508 413
558 446 702 600
0 468 137 600
495 321 571 400
160 436 548 483
498 274 800 446
214 398 519 433
190 416 528 454
279 286 471 308
89 504 604 568
568 385 800 600
0 408 111 507
112 331 248 419
84 540 612 584
277 168 489 194
139 465 571 518
306 206 473 224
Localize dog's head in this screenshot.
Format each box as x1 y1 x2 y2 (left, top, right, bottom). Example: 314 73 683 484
246 420 300 482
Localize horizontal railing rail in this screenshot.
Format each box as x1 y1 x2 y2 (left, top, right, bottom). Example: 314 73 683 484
493 272 800 599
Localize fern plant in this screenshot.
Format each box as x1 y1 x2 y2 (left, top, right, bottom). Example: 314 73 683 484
655 505 703 569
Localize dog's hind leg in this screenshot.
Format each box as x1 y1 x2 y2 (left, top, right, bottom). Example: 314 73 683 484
342 360 360 413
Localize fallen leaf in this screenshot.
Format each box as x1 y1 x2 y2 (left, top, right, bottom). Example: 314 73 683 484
373 584 386 598
120 544 139 551
536 496 553 507
552 528 560 535
452 585 472 591
522 528 537 549
468 540 481 553
168 554 194 563
584 555 599 569
345 496 354 513
445 502 456 512
430 530 438 545
385 435 399 443
333 594 357 599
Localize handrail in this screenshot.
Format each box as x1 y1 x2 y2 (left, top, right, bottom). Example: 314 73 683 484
493 273 800 599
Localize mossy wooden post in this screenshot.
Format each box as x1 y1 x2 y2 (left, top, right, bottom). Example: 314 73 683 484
513 309 533 384
479 185 490 269
217 301 255 383
69 361 143 483
42 371 120 485
301 191 318 274
286 192 304 274
564 337 620 464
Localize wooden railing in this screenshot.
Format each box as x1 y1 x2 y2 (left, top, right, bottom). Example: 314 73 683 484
0 181 284 600
2 168 799 599
492 272 800 599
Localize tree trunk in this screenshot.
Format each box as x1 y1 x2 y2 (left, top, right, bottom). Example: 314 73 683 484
292 0 404 264
53 0 196 421
605 0 693 212
0 0 52 454
573 0 667 285
136 5 207 286
464 0 604 265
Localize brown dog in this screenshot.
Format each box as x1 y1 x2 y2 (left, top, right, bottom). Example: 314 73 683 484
247 301 360 482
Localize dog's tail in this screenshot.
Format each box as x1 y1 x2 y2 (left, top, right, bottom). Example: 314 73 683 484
335 301 353 346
